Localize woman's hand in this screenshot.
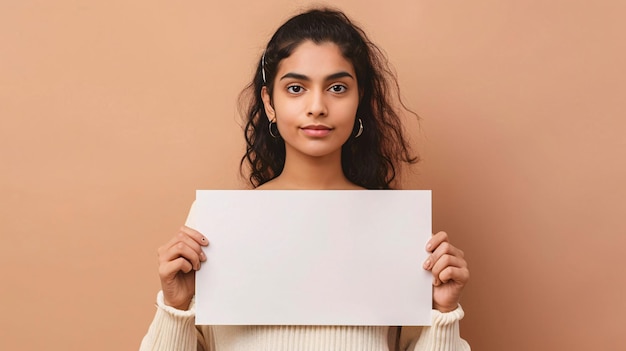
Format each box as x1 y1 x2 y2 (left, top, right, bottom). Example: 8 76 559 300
422 231 470 312
157 226 209 310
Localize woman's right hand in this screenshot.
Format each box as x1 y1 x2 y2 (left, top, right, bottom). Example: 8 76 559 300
157 226 209 310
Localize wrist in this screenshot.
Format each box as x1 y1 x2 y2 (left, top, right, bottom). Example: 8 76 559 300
160 291 194 311
165 299 191 311
433 302 459 313
155 291 196 319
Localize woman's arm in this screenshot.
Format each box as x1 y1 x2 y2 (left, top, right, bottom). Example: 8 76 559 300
140 225 211 350
405 231 470 350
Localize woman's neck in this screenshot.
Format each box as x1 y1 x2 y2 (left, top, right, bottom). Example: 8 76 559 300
260 150 362 190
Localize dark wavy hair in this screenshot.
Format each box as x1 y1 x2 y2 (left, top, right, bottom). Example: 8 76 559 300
239 8 418 189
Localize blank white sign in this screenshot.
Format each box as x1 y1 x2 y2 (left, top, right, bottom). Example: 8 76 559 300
187 190 432 326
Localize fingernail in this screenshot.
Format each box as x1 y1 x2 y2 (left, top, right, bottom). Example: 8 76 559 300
201 237 206 242
426 243 432 251
423 259 431 269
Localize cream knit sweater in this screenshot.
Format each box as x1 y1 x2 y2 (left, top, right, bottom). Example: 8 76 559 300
140 291 470 351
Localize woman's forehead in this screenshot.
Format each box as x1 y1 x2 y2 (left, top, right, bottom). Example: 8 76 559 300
275 41 356 79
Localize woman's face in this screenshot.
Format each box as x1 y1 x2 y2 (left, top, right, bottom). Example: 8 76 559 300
262 40 359 161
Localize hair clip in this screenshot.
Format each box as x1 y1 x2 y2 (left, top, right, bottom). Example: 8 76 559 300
261 50 267 84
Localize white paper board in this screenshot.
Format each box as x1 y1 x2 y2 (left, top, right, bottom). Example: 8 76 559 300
187 190 432 326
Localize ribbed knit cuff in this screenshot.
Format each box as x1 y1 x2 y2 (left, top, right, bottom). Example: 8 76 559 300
431 304 464 327
138 291 198 351
156 290 197 315
410 305 470 351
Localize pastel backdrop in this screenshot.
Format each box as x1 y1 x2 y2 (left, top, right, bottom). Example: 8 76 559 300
1 1 624 350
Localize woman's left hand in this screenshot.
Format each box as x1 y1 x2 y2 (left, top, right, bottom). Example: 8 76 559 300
423 231 470 312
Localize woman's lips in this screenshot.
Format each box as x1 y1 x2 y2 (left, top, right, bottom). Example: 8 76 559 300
301 125 332 137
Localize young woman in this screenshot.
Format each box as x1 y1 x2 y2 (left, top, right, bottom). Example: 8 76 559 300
141 8 470 351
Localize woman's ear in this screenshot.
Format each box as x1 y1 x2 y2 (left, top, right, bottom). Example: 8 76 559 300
261 86 275 120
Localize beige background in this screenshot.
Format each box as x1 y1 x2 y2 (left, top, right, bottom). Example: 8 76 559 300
1 1 624 350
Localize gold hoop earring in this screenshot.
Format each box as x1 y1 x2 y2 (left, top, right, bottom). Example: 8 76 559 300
268 119 280 138
354 118 363 139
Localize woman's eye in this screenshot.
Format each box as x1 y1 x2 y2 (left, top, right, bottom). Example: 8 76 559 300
287 85 303 94
329 84 347 93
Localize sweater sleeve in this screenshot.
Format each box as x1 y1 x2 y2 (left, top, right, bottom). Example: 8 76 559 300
402 305 470 351
139 291 211 351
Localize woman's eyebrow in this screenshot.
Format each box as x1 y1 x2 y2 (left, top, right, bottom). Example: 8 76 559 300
326 71 355 81
280 72 309 81
279 71 355 81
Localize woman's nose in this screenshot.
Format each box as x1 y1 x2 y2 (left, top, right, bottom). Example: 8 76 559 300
307 90 328 117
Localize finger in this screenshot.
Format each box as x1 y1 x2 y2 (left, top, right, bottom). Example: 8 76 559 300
159 240 203 270
423 241 464 270
430 254 467 285
427 232 464 257
159 230 207 263
425 231 449 253
178 227 209 262
180 226 209 247
159 257 194 282
159 232 198 256
437 266 470 286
